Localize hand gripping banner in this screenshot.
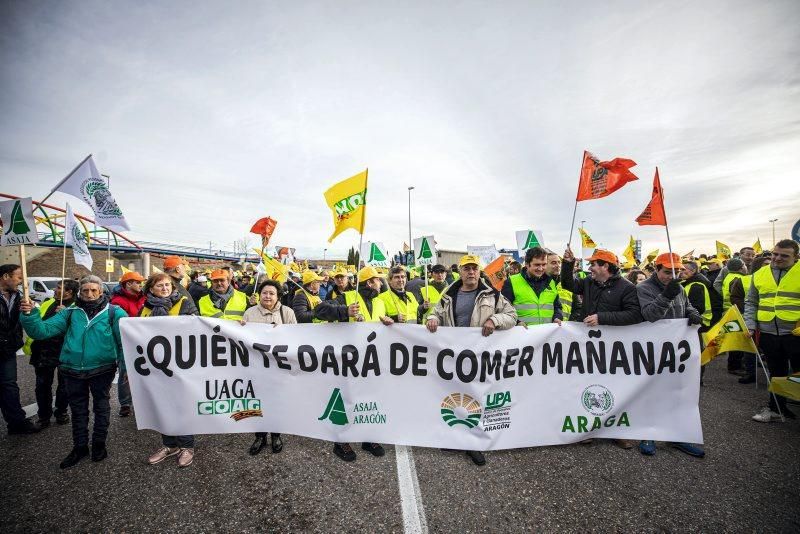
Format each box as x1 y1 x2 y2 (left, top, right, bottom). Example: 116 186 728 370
120 318 703 450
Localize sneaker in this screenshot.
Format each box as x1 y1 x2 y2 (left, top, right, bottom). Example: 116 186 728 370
738 375 756 384
614 439 634 449
672 442 705 458
148 446 180 465
177 448 194 468
639 440 656 456
249 435 267 456
466 450 486 466
333 443 356 462
55 412 70 425
60 446 89 469
119 405 132 417
752 407 783 423
91 441 108 462
361 442 385 457
8 419 41 435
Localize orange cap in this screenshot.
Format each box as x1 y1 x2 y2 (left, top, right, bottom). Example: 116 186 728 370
586 249 619 266
120 271 145 283
210 269 228 280
163 256 183 270
655 252 683 269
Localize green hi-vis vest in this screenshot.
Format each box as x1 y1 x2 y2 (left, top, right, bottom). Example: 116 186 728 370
683 282 712 327
419 285 443 306
378 290 420 324
753 262 800 323
509 273 558 325
344 291 386 322
141 296 187 317
23 298 58 355
721 272 752 312
198 290 248 320
295 288 325 323
557 284 573 321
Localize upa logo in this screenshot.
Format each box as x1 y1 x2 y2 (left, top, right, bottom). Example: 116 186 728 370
198 379 262 421
581 384 614 416
482 391 512 432
319 388 387 426
440 393 482 428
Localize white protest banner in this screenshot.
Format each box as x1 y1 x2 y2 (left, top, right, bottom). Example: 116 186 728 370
53 155 130 231
121 318 703 449
413 235 436 266
516 229 545 254
0 197 38 246
466 245 500 268
360 241 390 267
65 203 93 271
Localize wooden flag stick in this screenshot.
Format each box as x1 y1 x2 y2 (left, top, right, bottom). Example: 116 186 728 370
59 235 68 306
19 245 29 302
567 152 585 248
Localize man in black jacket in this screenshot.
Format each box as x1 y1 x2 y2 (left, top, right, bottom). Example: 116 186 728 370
0 264 40 434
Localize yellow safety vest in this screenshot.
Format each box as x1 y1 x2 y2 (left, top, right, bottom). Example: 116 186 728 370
378 290 420 324
753 263 800 323
23 298 58 355
295 288 325 323
344 291 386 322
509 273 558 325
721 272 752 312
198 290 248 320
683 282 712 327
557 283 573 321
140 296 187 317
419 285 443 306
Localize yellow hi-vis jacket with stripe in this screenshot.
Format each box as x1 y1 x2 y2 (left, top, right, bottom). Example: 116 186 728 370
198 290 248 320
721 272 752 312
683 282 712 326
419 284 443 306
344 290 386 322
509 273 558 325
140 296 188 317
22 298 58 355
753 262 800 323
557 283 573 321
378 289 420 323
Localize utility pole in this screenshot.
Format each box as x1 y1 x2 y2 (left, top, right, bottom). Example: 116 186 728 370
408 186 415 266
769 218 778 247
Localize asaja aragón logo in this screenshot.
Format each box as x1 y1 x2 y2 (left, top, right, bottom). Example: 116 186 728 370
440 393 482 428
581 384 614 416
318 388 386 426
197 379 262 421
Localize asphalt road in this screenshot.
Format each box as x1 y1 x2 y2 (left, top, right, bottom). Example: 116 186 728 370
1 357 798 533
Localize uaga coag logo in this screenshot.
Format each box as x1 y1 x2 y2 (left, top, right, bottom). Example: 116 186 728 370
198 379 262 421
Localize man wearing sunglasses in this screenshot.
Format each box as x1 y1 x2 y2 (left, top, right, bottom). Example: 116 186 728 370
745 239 800 423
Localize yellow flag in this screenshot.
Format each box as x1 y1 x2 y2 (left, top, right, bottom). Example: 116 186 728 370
681 249 694 260
716 240 732 259
578 227 596 249
701 305 758 365
253 248 288 284
753 238 763 254
622 235 636 266
644 249 660 265
120 265 132 275
324 169 368 242
151 265 163 275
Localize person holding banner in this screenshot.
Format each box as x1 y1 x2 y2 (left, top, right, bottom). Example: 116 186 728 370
314 266 391 462
379 265 421 324
198 270 249 320
425 255 517 466
140 272 200 467
240 279 296 456
20 275 127 469
501 247 563 327
110 270 146 418
0 264 41 435
417 264 448 320
636 253 705 458
325 267 353 301
292 271 325 323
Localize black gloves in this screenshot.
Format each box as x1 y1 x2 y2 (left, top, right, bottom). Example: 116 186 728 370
688 314 703 326
662 279 682 299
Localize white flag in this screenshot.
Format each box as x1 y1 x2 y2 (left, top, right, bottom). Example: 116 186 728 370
65 203 93 271
54 155 129 231
360 241 391 267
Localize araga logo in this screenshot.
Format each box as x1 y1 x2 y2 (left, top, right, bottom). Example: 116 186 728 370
197 379 262 421
562 385 629 433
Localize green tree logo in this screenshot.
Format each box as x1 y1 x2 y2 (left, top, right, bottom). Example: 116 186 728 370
319 388 348 425
4 201 31 236
522 231 540 250
417 237 433 261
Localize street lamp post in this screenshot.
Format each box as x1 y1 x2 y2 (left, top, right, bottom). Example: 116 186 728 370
408 186 415 266
323 248 327 261
769 219 778 247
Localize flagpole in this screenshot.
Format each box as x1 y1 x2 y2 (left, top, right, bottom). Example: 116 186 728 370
659 167 677 278
59 234 67 306
567 151 586 249
354 168 368 295
35 154 93 209
19 245 29 302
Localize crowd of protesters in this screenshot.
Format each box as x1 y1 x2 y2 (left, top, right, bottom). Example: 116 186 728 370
1 238 797 469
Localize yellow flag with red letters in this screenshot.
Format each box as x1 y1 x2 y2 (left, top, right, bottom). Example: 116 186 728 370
324 169 368 242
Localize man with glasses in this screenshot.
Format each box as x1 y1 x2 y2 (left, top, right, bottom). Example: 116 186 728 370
745 239 800 423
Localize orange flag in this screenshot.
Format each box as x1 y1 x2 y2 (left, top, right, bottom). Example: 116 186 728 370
250 217 278 245
635 168 667 226
576 151 639 201
483 255 508 291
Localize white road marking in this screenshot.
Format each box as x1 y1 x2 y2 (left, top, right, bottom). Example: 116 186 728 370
23 403 38 419
395 445 428 534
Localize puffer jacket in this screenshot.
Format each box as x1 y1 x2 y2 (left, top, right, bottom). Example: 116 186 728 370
560 260 642 326
20 303 127 372
0 290 23 357
109 286 145 317
426 279 517 329
637 273 701 323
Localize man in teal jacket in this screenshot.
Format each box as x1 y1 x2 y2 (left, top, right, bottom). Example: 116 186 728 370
21 275 127 469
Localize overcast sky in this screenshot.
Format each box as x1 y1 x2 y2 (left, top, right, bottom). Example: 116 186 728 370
1 0 798 260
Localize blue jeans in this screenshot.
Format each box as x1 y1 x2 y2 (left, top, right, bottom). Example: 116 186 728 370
34 366 68 420
117 369 132 407
0 354 27 428
162 434 194 448
61 369 115 448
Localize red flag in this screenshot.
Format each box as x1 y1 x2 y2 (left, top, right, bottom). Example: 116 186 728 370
250 217 278 245
635 168 667 226
576 151 639 201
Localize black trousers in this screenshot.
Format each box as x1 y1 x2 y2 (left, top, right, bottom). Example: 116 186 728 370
34 366 68 420
759 333 800 412
61 369 115 448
